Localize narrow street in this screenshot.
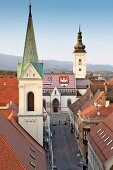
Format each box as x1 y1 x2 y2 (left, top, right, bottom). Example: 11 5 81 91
50 113 82 170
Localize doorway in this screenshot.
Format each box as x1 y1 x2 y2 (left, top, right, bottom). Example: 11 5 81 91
52 99 59 112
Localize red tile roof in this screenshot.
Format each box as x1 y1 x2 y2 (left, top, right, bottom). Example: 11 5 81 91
0 109 13 117
0 113 48 170
106 78 113 85
0 136 26 170
81 104 113 119
0 76 19 105
69 89 93 112
43 73 76 89
88 112 113 167
79 105 95 116
81 91 105 110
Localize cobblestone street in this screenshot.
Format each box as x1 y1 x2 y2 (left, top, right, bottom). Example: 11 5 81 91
50 113 82 170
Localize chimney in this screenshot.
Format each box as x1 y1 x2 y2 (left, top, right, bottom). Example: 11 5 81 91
105 101 110 108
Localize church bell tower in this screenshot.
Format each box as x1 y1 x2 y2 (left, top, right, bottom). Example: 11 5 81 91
73 26 86 79
17 4 44 146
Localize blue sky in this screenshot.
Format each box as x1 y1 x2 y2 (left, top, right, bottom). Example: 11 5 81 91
0 0 113 64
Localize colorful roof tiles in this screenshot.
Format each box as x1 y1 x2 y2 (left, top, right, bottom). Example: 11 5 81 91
43 73 76 89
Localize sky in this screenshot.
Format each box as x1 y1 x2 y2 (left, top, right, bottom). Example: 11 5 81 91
0 0 113 65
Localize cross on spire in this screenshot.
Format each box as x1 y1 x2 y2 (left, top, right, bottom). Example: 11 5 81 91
29 1 32 17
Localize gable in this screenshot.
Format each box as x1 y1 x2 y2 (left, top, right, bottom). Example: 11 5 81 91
51 86 61 96
21 63 42 79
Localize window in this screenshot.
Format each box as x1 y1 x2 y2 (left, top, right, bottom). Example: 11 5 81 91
79 59 82 65
43 99 46 109
27 92 34 111
67 99 71 107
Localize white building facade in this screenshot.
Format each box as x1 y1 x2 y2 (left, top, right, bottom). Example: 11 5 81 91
43 73 77 113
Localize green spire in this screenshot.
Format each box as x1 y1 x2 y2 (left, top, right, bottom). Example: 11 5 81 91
23 4 38 64
17 4 44 79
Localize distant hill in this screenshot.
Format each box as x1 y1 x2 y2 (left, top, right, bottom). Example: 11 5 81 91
0 53 113 72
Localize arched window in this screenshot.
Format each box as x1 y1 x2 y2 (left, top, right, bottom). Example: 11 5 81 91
43 99 46 109
67 99 71 107
27 92 34 111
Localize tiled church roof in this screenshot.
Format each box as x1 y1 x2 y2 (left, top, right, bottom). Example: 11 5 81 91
43 73 76 89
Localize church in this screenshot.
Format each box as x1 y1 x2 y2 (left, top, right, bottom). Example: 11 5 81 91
0 3 89 146
43 26 90 113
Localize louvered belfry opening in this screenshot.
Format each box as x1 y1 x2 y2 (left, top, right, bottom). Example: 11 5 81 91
28 92 34 111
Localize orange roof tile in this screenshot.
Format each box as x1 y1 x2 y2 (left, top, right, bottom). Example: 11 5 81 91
0 76 19 105
0 109 13 117
81 91 105 110
0 136 26 170
79 105 95 116
69 89 93 112
82 104 113 119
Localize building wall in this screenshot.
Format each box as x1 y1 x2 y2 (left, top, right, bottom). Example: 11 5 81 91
73 53 86 79
19 116 43 146
18 65 43 146
19 79 43 115
43 96 51 113
77 89 87 95
43 95 77 113
105 157 113 170
61 95 77 112
88 142 104 170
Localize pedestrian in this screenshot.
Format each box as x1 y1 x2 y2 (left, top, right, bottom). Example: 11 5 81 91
59 120 60 125
53 130 56 135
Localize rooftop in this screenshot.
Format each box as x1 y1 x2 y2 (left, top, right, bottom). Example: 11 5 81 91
0 113 48 170
88 112 113 168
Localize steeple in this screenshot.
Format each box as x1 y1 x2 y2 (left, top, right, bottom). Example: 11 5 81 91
22 4 38 64
74 26 86 53
17 4 44 79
